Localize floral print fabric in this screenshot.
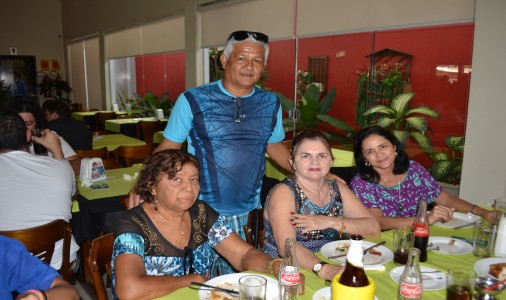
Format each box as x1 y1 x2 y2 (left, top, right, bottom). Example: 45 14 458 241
263 178 344 257
350 160 442 217
111 201 232 299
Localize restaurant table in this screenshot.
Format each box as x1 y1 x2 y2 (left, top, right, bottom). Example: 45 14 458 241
105 117 168 138
92 133 146 152
153 223 506 300
265 147 355 181
154 130 164 144
71 164 142 244
71 110 129 131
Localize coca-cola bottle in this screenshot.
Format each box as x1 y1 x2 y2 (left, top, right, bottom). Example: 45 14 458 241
279 238 300 300
338 234 369 287
413 200 429 262
398 248 422 300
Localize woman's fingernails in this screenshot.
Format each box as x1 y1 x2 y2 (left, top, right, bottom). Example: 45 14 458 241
290 212 295 215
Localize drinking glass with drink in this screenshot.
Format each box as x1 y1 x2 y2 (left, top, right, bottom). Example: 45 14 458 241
393 226 414 265
239 275 267 300
473 221 496 258
446 267 474 300
32 128 48 156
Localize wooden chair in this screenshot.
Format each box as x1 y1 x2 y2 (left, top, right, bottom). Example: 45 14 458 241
116 114 132 119
71 103 83 112
86 233 114 300
102 158 122 169
114 144 153 167
76 147 109 159
95 112 117 131
0 219 73 281
136 120 161 145
244 208 264 249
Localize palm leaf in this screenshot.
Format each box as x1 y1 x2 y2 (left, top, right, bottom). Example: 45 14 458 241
376 117 396 128
317 115 355 133
405 116 428 132
405 106 440 118
446 136 465 150
393 130 410 145
431 152 450 161
363 105 395 116
317 87 336 115
431 160 452 180
410 131 433 153
390 92 414 117
276 92 295 111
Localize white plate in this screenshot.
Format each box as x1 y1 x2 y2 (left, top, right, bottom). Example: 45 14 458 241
474 257 506 279
390 266 446 290
434 212 478 228
428 236 473 255
198 273 279 300
312 286 379 300
321 241 393 266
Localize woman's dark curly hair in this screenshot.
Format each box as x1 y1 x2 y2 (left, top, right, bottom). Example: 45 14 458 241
353 125 409 183
133 149 200 203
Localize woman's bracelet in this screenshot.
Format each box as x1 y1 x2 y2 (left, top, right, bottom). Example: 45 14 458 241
21 289 47 300
470 204 478 214
267 258 282 277
338 215 346 238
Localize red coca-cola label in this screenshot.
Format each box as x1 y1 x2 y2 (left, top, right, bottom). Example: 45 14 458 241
280 272 300 286
414 224 429 237
400 282 422 298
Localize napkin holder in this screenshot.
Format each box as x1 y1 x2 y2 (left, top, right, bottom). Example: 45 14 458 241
80 157 107 187
331 275 375 300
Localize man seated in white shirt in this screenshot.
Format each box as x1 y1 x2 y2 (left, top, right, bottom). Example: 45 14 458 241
9 99 81 175
0 111 80 273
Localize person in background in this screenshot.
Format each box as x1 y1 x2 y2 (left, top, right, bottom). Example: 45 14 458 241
264 130 380 281
350 125 493 230
140 30 291 276
112 150 304 299
42 99 92 151
9 100 81 175
0 235 80 300
0 111 80 274
10 71 29 101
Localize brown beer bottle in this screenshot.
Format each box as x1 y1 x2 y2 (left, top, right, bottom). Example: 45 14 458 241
338 234 369 287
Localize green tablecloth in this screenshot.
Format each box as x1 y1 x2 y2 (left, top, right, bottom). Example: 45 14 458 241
76 164 142 201
70 110 127 121
154 131 164 144
154 224 506 300
92 134 146 151
104 117 168 133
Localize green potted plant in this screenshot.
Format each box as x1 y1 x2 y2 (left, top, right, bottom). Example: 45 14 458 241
363 92 440 154
136 91 173 118
430 135 464 187
276 70 355 146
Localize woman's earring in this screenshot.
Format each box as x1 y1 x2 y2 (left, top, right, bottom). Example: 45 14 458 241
395 151 398 156
153 194 158 211
365 161 371 167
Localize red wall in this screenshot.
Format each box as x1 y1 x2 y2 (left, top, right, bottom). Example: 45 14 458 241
134 24 474 167
135 51 186 102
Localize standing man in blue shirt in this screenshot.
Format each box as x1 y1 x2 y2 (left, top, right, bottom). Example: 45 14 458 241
152 30 291 275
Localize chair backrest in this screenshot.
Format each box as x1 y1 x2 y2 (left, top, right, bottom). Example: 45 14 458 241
0 219 72 281
244 208 264 249
114 144 153 167
102 158 123 169
95 112 117 131
136 120 161 145
76 147 109 159
86 233 114 300
71 103 83 112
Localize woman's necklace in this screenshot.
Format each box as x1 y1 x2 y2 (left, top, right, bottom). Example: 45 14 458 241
155 207 186 236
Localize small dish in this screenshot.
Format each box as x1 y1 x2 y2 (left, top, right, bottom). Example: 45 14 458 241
434 212 478 228
321 241 393 266
474 257 506 279
428 236 473 255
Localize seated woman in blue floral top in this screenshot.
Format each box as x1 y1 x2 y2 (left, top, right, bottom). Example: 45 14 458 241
264 130 380 281
112 149 300 299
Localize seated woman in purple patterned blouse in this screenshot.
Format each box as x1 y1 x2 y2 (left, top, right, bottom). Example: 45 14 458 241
264 130 380 281
350 125 493 230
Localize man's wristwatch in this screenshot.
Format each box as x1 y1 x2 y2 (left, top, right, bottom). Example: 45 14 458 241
312 261 329 274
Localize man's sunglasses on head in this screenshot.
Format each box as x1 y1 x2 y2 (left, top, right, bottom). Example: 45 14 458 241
227 30 269 44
